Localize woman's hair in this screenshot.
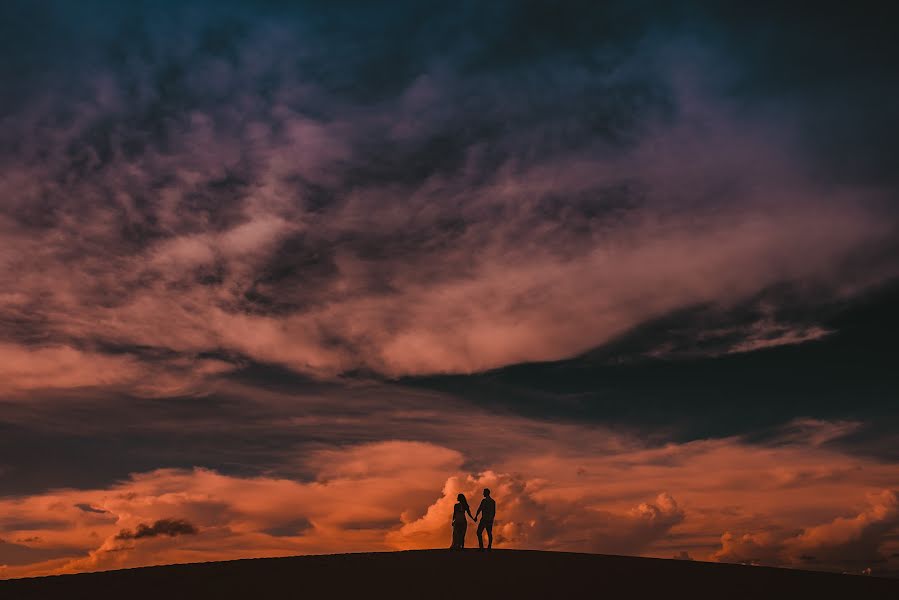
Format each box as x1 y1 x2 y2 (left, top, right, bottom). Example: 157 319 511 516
456 493 468 508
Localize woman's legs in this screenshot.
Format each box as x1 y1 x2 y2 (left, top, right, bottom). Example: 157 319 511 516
451 523 467 549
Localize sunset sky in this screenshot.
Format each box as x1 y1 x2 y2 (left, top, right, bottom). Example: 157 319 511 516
1 1 898 579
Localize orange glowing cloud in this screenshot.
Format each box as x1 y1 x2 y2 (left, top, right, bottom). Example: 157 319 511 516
2 423 897 579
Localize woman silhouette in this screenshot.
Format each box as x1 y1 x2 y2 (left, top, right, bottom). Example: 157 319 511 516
450 493 476 549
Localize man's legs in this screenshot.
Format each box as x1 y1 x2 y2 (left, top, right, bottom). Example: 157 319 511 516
477 520 493 550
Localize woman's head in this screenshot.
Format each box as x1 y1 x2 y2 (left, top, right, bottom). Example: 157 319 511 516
457 493 467 505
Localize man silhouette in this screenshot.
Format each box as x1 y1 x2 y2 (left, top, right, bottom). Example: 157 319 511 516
474 488 496 550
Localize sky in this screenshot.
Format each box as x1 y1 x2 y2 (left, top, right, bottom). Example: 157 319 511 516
1 0 898 579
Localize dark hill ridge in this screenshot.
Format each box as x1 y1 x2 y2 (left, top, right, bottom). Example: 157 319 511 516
1 550 897 599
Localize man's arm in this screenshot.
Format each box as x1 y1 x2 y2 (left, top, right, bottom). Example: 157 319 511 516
475 499 484 519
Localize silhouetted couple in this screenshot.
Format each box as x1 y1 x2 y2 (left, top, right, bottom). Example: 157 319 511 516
450 488 496 550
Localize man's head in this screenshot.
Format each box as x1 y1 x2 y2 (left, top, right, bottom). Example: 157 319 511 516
483 488 491 498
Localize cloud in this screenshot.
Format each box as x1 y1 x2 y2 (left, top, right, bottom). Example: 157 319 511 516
2 423 897 578
787 490 899 568
115 519 198 541
0 2 896 585
0 538 82 568
0 343 233 397
645 317 834 360
386 471 682 554
0 454 684 578
74 504 107 514
714 490 899 573
263 518 312 538
0 4 895 395
714 530 787 566
0 440 464 577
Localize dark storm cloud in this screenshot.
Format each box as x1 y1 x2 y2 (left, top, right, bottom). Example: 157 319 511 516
0 538 83 567
115 518 198 540
0 0 896 393
687 2 899 186
0 0 894 468
0 517 70 531
0 389 339 495
405 281 899 445
263 517 313 538
74 503 108 514
0 0 893 483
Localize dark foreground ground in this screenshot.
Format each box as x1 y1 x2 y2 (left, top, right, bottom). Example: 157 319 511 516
1 550 897 600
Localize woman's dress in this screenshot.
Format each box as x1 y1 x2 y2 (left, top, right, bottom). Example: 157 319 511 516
451 502 467 548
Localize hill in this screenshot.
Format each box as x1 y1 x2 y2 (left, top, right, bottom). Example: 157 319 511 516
1 550 896 599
